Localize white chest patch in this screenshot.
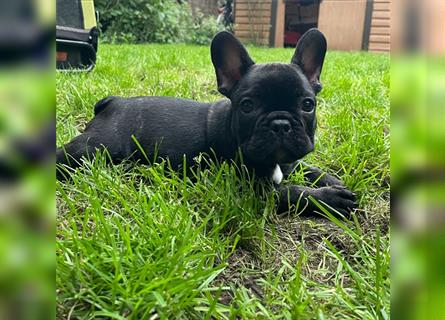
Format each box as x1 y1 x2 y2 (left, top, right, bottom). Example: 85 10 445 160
271 164 283 184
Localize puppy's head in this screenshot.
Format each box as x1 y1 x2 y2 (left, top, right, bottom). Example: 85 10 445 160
211 29 327 167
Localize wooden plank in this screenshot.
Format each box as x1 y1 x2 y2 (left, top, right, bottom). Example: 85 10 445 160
235 30 270 38
236 2 271 10
236 11 271 18
370 26 390 35
369 34 390 43
235 7 269 12
236 9 271 16
371 18 390 27
369 42 390 49
235 24 273 32
318 0 366 51
372 10 390 19
373 3 390 11
236 0 271 3
369 49 388 53
274 0 285 47
368 42 390 51
235 16 271 24
369 47 390 53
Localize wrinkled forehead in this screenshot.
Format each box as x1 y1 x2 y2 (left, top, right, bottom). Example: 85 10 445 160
235 63 314 99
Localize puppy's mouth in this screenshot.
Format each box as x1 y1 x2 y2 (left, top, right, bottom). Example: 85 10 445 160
239 111 314 166
270 140 313 163
242 136 313 166
271 145 298 163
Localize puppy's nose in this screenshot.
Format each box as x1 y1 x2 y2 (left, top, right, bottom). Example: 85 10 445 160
271 119 291 134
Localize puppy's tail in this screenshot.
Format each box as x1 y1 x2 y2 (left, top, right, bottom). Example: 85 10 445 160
94 96 118 115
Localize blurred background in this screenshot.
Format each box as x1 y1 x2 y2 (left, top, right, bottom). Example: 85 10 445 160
1 0 445 318
0 0 54 319
391 0 445 318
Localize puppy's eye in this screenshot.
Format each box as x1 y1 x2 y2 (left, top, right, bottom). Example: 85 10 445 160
240 99 254 113
301 98 315 112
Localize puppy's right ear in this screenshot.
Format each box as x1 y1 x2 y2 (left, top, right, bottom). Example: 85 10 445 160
211 31 255 97
291 28 327 94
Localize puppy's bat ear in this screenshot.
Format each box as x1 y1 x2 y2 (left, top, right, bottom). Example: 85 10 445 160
291 28 327 94
211 31 255 97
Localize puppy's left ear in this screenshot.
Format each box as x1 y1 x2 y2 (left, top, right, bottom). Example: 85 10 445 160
291 28 327 94
211 31 255 97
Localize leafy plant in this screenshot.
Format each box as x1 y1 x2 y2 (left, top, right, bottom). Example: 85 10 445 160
94 0 223 45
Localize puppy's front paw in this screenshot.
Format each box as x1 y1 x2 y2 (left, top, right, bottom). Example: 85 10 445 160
313 185 357 217
315 174 344 187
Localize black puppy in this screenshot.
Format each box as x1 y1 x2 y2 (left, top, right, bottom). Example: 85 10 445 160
57 29 356 216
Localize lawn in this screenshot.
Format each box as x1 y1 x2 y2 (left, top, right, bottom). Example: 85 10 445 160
56 43 390 319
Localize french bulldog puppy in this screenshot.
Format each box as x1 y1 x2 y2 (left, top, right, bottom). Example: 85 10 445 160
57 29 356 216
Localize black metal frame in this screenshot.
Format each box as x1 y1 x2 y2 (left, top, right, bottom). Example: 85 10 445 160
56 26 98 71
56 39 96 72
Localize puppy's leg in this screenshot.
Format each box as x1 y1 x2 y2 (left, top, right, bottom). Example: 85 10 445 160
300 163 345 187
278 162 356 216
277 184 356 217
281 161 346 187
56 133 104 180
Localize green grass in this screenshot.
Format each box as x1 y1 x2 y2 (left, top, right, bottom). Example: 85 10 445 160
56 43 390 319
